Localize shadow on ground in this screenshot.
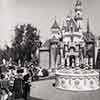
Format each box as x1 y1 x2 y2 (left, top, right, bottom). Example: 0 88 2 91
30 96 46 100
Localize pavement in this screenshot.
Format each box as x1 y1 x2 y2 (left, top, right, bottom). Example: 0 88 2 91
30 79 100 100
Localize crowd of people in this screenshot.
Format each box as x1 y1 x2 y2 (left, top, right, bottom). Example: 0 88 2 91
0 59 49 100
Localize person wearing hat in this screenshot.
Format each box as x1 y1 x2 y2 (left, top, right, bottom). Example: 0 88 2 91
13 70 25 100
23 73 31 100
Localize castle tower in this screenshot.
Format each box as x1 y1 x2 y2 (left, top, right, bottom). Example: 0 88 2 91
51 17 60 39
74 0 83 31
49 17 60 70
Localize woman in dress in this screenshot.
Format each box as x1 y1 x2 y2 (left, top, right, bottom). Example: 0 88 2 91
23 73 31 100
13 70 25 100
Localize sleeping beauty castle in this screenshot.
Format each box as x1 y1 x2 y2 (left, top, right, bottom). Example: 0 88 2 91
42 0 100 91
40 0 100 91
43 0 96 70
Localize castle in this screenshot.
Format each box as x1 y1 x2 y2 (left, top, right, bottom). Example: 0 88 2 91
41 0 96 69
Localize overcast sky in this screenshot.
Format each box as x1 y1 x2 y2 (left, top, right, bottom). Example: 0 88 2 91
0 0 100 48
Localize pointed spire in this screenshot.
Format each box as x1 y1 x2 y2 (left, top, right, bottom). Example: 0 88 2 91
74 0 83 21
74 0 82 12
75 0 82 6
51 16 60 29
87 18 90 33
54 16 56 20
68 9 72 17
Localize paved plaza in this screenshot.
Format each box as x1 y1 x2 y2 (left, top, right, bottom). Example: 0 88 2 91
30 79 100 100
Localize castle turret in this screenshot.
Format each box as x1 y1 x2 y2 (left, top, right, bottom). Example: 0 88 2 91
51 17 60 32
50 17 61 40
49 17 60 70
74 0 83 30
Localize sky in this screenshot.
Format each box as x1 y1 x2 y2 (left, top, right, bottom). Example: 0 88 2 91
0 0 100 48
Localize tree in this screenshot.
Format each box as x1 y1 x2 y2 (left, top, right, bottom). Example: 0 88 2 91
11 24 42 65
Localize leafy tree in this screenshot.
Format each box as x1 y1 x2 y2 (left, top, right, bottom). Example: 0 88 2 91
11 24 42 65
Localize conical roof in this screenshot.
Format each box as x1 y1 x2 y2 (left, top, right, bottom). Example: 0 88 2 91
51 19 60 29
75 0 82 6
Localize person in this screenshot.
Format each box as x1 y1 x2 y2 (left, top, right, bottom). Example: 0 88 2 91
13 71 25 100
0 73 10 95
41 68 49 77
23 73 31 100
0 73 11 100
1 88 9 100
28 67 33 81
32 66 39 81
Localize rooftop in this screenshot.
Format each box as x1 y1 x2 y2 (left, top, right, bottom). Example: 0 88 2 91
51 19 60 29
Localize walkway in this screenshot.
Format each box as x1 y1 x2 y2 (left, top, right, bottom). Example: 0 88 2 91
30 79 100 100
